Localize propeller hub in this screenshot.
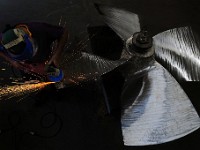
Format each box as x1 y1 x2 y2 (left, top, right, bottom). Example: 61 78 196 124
132 30 153 50
125 30 154 58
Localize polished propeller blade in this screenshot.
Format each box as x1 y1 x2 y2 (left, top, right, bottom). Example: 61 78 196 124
121 61 200 146
153 26 200 81
95 3 141 41
60 52 126 84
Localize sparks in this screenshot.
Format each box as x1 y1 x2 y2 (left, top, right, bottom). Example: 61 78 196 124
0 82 54 101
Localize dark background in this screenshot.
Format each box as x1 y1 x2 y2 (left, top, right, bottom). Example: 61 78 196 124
0 0 200 149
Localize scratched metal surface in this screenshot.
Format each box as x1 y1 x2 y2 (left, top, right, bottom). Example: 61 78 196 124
154 26 200 81
95 4 141 41
121 61 200 146
60 51 126 84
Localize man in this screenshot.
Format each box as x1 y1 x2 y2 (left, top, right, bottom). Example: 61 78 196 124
0 22 68 82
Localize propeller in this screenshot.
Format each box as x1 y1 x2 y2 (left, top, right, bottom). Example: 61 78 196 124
121 61 200 145
95 3 200 146
94 3 141 41
59 50 126 85
153 26 200 81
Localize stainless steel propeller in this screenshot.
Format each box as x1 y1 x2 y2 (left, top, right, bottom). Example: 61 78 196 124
59 50 126 85
94 3 141 41
154 26 200 81
95 3 200 146
121 61 200 145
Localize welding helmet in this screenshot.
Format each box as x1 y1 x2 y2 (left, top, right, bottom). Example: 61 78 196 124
0 25 37 61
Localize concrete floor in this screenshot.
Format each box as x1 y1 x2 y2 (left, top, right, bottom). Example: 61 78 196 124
1 0 200 149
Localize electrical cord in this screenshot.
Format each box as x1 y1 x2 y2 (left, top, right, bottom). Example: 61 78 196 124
28 111 63 138
0 102 63 150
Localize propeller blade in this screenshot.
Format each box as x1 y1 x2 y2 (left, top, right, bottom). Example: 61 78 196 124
95 3 141 41
60 52 126 84
153 26 200 81
121 61 200 146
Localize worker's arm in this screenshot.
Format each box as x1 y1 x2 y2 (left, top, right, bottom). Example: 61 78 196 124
48 27 69 67
0 51 26 70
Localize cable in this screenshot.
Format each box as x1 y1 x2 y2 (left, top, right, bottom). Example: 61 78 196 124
28 111 63 139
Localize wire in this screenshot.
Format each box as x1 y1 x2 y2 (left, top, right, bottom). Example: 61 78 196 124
29 111 63 139
0 100 63 150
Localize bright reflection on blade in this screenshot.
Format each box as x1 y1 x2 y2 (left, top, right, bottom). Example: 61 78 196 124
121 61 200 146
153 26 200 81
0 82 54 101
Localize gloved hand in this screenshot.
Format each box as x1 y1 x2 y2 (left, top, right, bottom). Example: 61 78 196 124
45 64 64 82
45 64 60 77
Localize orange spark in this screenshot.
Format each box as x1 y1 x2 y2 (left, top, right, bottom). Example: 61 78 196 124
0 82 54 101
